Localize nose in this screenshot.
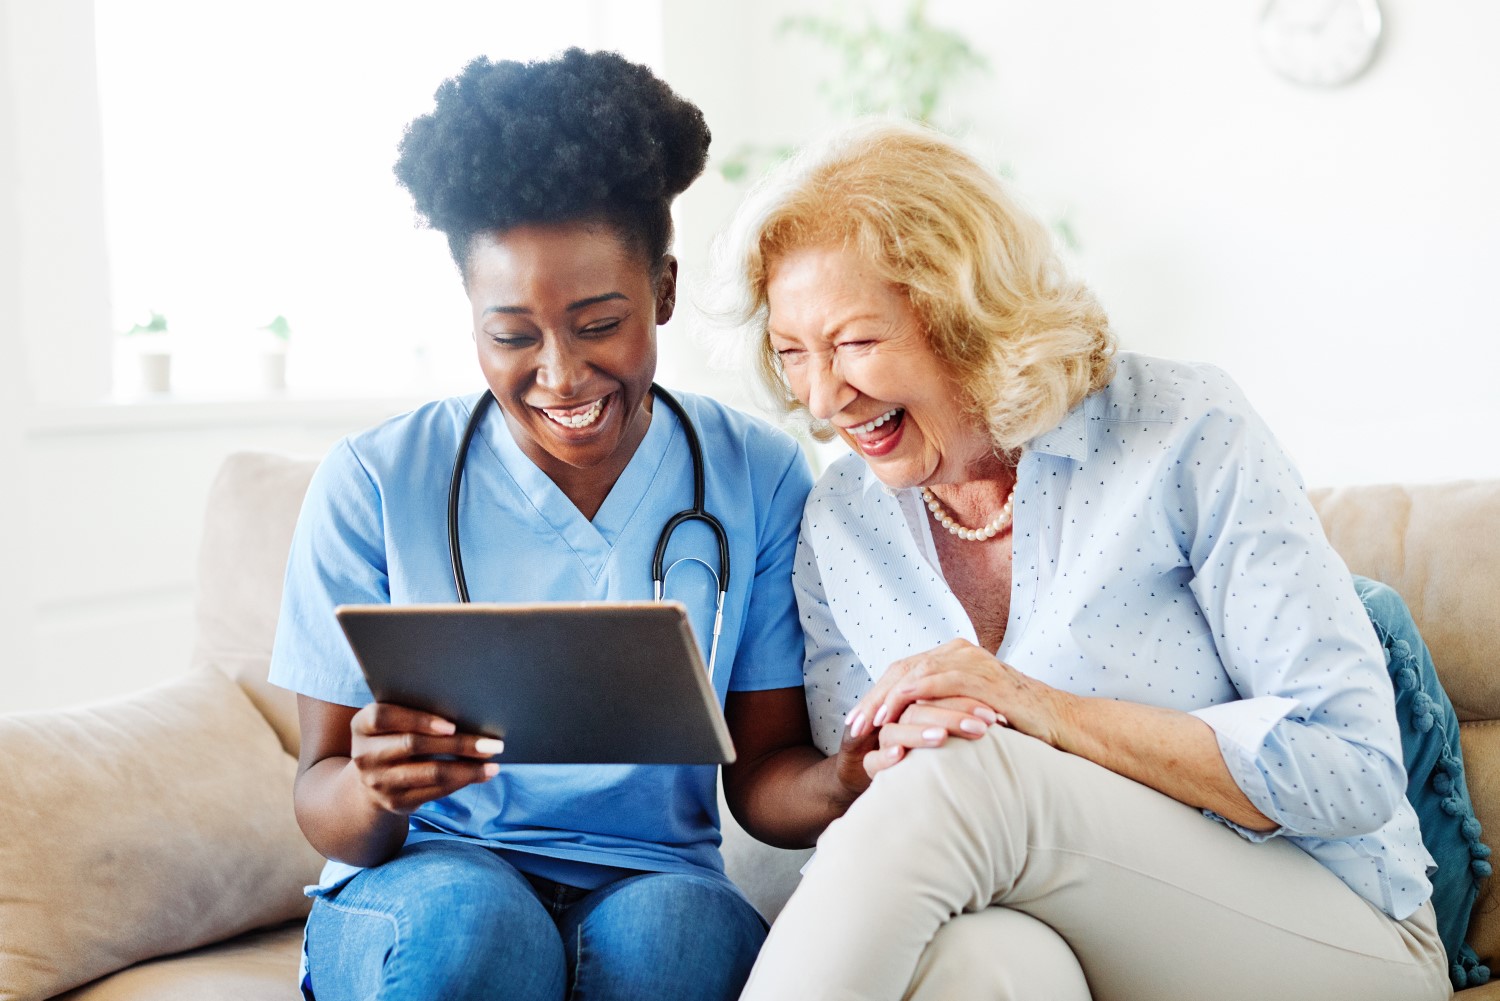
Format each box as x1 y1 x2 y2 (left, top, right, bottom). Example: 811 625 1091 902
803 352 855 422
535 335 587 398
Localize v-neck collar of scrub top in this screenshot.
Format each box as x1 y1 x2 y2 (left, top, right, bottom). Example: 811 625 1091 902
474 395 676 579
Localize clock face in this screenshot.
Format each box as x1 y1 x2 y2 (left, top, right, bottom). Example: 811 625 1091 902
1258 0 1384 87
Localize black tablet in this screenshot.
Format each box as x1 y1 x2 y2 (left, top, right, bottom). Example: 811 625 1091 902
334 601 734 765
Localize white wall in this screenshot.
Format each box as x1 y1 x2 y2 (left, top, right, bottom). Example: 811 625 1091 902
662 0 1500 487
0 0 36 707
6 0 112 406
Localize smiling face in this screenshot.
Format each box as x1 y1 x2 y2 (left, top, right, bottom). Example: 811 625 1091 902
466 220 672 506
766 243 994 489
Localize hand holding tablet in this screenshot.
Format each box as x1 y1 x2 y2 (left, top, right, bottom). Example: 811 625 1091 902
344 700 505 815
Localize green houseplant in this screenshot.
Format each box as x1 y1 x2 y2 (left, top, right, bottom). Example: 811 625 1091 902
718 0 988 182
716 1 1077 250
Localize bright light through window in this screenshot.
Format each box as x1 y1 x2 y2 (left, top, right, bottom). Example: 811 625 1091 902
95 1 595 399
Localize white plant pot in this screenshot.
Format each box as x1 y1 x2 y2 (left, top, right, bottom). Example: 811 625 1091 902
139 351 172 394
261 351 287 394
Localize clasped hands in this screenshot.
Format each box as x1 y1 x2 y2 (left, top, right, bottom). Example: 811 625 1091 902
837 638 1069 782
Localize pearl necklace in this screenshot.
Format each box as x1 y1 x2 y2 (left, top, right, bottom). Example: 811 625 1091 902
920 485 1015 542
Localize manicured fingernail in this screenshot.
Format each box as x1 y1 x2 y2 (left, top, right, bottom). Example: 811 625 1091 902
922 727 945 743
482 763 500 778
886 746 901 759
474 738 505 755
972 706 998 724
431 719 456 735
873 704 890 727
959 718 986 735
847 711 866 737
996 714 1009 727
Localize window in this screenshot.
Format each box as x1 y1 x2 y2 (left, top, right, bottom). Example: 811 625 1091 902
95 1 616 398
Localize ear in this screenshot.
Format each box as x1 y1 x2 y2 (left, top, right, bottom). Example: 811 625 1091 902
654 255 679 325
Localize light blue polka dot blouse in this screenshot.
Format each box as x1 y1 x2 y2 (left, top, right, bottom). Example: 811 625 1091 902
794 352 1434 921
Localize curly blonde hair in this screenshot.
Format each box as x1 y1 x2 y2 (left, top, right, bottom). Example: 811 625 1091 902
711 120 1115 452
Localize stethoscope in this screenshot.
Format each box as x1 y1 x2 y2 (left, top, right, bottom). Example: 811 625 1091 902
447 383 730 679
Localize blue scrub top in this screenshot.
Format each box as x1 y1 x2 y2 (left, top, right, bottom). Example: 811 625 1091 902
268 389 812 892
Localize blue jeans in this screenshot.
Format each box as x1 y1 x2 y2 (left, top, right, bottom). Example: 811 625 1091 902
304 839 766 1001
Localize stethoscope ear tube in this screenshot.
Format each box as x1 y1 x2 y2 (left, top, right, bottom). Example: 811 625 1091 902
449 390 494 603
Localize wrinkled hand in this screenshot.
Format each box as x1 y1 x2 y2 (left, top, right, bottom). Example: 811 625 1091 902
349 703 504 815
847 639 1069 778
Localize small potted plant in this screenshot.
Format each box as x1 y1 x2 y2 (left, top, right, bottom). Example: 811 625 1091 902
125 309 172 394
258 314 291 393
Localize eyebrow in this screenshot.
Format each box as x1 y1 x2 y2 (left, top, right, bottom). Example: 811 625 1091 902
767 311 884 341
483 292 629 316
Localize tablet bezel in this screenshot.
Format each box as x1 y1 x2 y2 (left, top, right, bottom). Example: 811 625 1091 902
333 601 735 765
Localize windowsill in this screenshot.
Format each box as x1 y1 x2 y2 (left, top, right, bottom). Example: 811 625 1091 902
24 389 446 437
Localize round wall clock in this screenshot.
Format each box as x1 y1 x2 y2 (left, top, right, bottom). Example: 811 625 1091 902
1258 0 1384 87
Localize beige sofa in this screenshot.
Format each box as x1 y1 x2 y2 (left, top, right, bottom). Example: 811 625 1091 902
0 452 1495 999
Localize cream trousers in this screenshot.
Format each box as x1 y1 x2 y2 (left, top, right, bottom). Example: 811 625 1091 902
740 726 1451 1001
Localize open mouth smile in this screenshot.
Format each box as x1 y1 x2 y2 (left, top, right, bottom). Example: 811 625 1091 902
848 407 902 435
843 406 906 457
538 394 608 430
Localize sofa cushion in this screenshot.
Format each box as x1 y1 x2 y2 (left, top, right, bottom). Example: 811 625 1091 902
1355 576 1492 988
193 451 319 757
0 669 323 1001
53 923 303 1001
1311 480 1500 722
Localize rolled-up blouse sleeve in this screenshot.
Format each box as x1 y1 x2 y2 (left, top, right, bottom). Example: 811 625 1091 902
1178 367 1406 841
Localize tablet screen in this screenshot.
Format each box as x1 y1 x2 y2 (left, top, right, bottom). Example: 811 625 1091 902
334 601 735 765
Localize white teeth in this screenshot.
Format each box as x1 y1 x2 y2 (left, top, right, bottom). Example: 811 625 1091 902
849 408 901 436
542 398 605 429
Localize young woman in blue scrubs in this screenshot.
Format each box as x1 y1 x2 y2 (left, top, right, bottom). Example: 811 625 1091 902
266 50 872 1001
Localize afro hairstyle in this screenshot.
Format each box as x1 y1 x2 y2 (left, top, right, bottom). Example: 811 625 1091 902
394 47 711 276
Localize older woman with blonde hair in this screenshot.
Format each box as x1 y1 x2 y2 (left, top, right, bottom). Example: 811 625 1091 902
715 121 1450 1001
